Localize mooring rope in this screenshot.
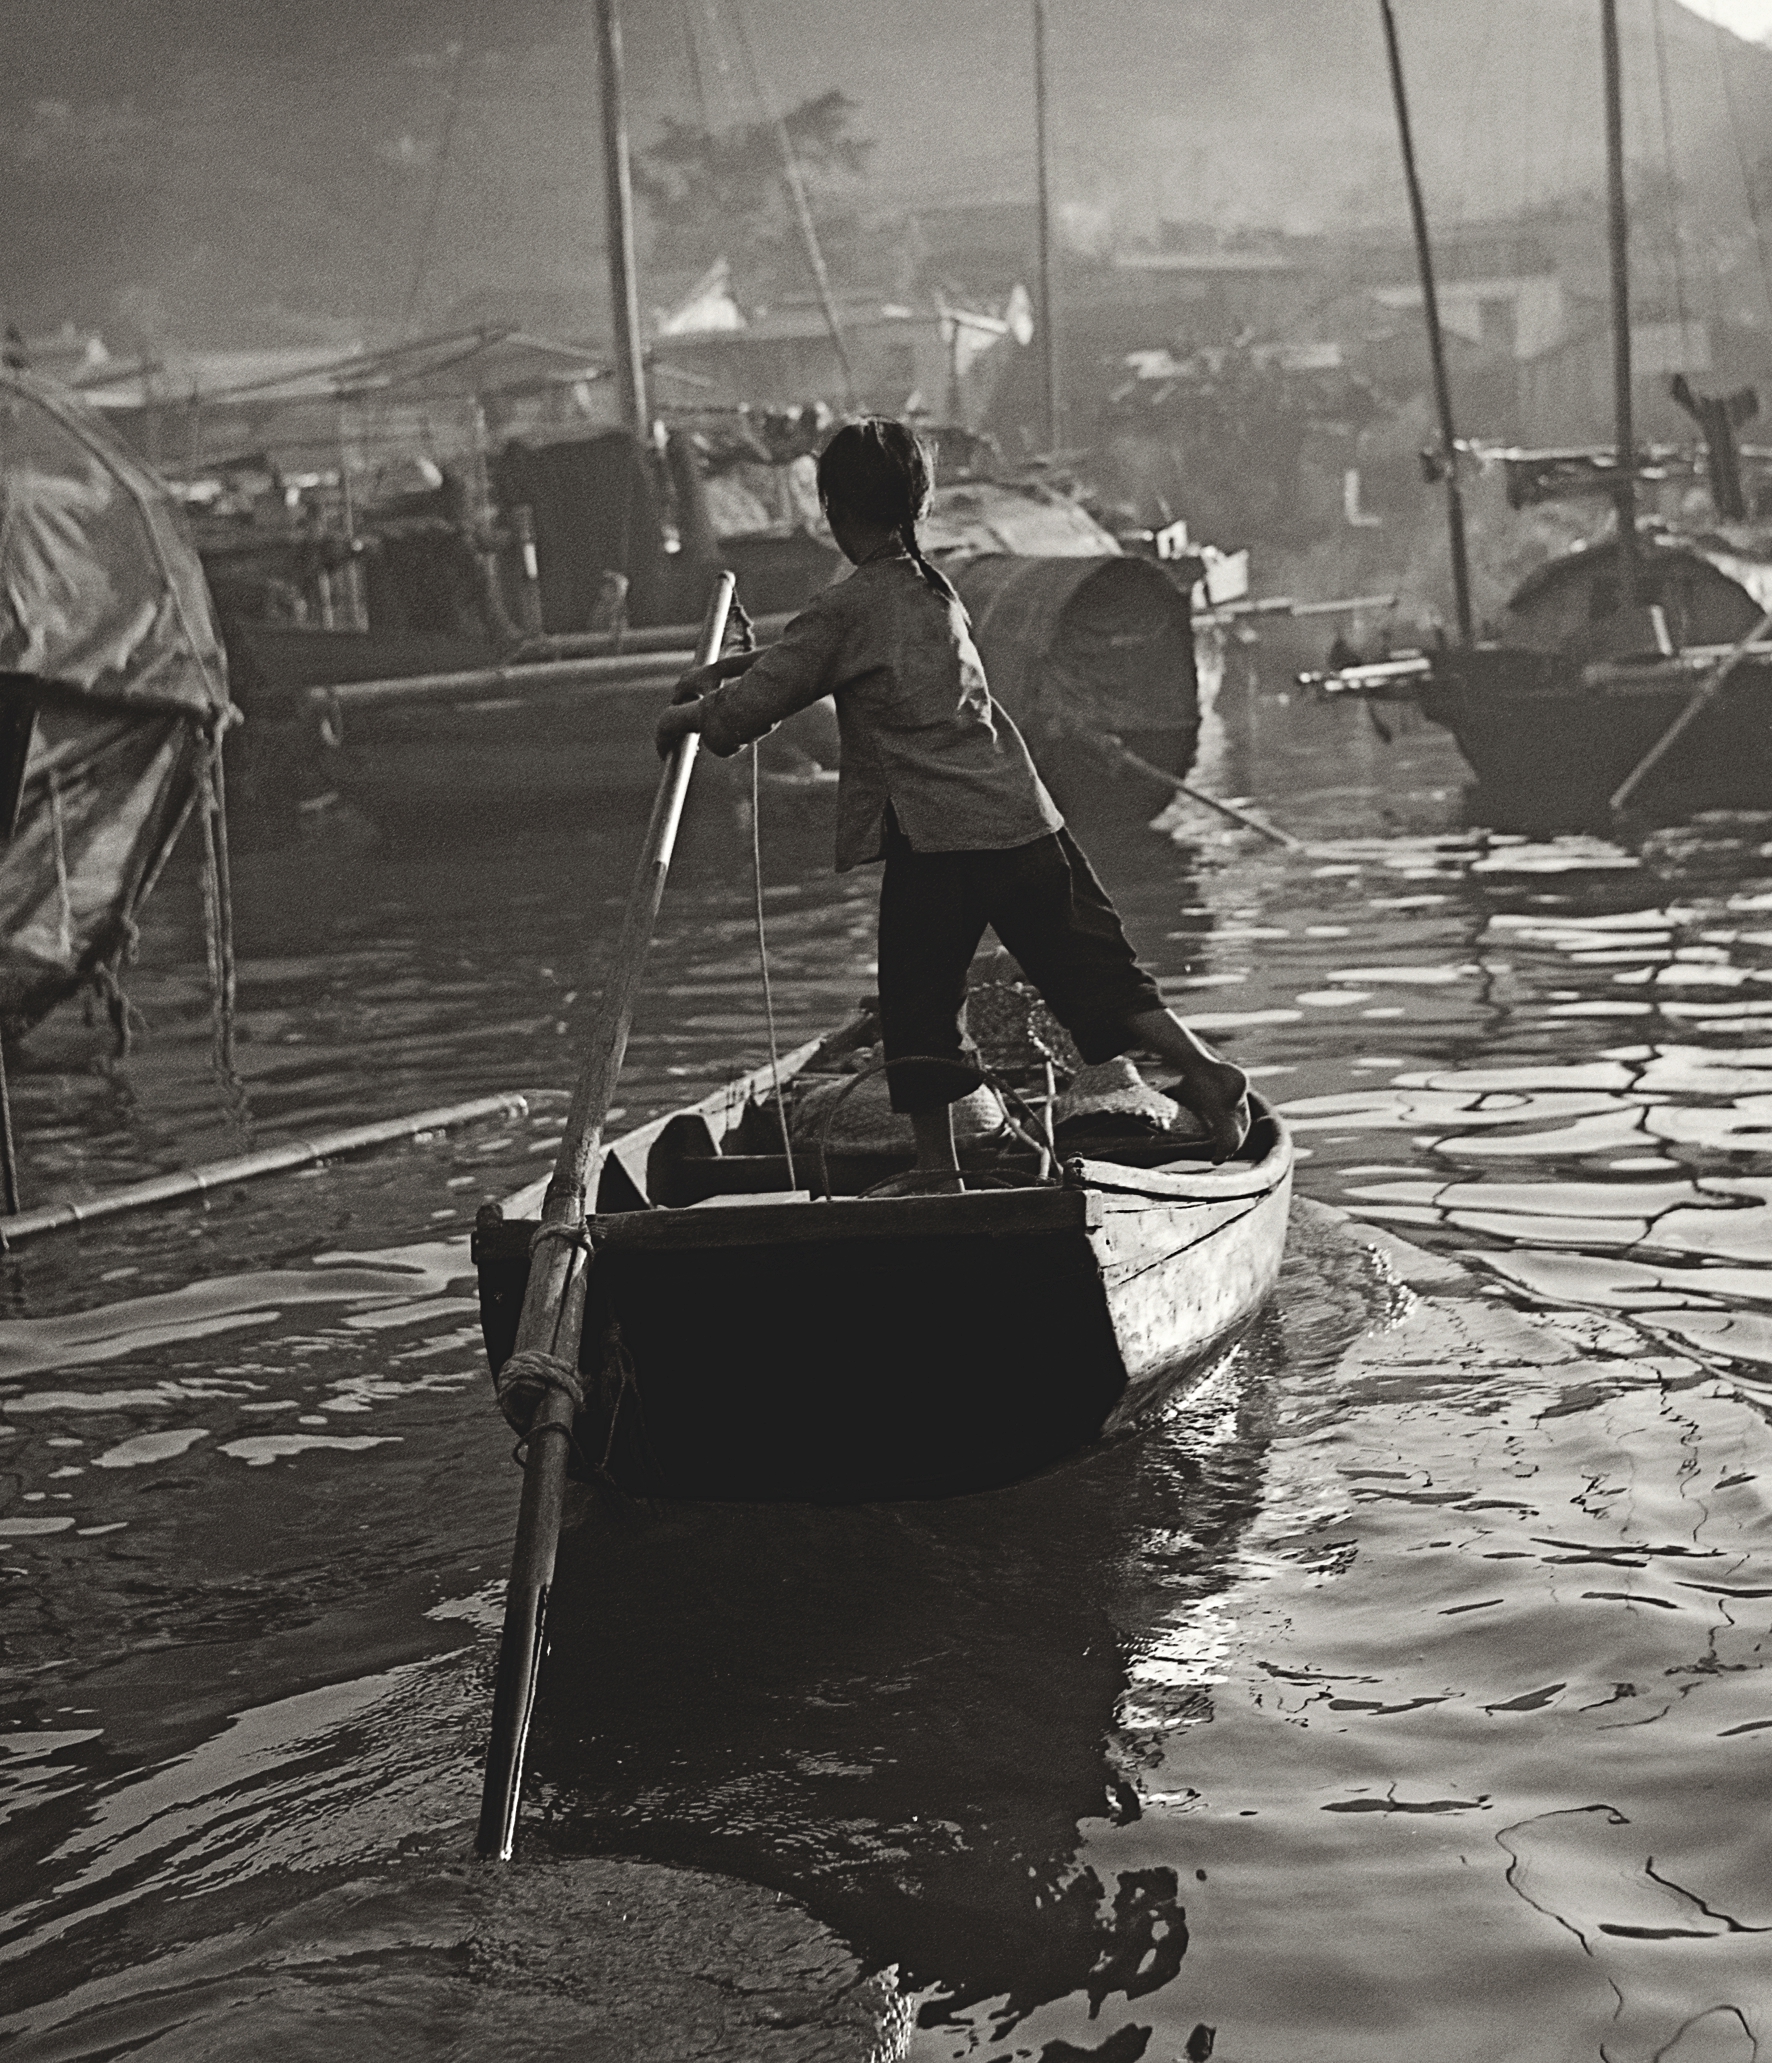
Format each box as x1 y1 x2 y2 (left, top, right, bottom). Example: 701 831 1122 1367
733 595 799 1192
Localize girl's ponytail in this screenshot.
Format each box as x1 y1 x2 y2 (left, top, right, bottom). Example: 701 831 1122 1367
817 418 959 605
898 519 960 605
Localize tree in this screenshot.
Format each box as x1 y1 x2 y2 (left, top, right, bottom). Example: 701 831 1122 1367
635 89 873 301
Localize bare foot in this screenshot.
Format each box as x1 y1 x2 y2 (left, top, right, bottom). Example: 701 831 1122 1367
1163 1059 1251 1163
1122 1007 1251 1164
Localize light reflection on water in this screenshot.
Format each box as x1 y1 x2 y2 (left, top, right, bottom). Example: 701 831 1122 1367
0 682 1769 2056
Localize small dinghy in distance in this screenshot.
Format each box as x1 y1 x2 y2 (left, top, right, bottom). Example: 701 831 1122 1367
473 1005 1291 1503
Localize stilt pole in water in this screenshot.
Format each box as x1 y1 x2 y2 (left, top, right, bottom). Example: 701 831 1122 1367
1378 0 1473 644
1601 0 1638 602
476 570 736 1862
1033 0 1058 452
597 0 649 437
0 1042 20 1216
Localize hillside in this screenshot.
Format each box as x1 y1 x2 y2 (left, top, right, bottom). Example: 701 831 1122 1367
5 0 1771 352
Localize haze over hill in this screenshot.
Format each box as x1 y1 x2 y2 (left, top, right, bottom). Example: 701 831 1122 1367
5 0 1771 354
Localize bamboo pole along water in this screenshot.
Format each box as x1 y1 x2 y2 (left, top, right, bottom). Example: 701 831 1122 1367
0 1091 529 1246
304 650 697 713
1608 606 1772 816
476 569 735 1863
510 614 792 663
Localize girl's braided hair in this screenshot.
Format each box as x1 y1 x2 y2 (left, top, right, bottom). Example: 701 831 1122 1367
815 418 959 604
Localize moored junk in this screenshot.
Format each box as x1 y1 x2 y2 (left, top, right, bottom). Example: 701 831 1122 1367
1302 482 1772 838
0 368 236 1039
159 373 1241 829
1311 526 1772 826
1311 0 1772 832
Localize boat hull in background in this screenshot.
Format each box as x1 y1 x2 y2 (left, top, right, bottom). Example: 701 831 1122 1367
1423 646 1772 830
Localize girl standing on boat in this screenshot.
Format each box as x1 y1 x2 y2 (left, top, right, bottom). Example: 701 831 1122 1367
657 418 1249 1182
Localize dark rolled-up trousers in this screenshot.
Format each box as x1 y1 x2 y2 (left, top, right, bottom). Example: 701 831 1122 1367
876 815 1164 1113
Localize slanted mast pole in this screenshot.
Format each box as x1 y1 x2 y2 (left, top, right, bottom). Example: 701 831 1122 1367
1377 0 1473 643
1033 0 1059 452
1601 0 1638 601
596 0 649 436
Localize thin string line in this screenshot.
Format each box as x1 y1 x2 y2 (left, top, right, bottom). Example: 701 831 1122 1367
1712 14 1772 327
397 23 473 341
750 747 797 1192
1651 0 1691 338
734 596 797 1191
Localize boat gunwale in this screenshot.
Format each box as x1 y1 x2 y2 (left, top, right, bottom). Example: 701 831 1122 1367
573 1106 1289 1252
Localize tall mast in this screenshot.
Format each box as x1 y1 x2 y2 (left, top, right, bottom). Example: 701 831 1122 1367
597 0 649 435
1378 0 1473 643
729 5 856 410
1033 0 1059 451
1601 0 1637 600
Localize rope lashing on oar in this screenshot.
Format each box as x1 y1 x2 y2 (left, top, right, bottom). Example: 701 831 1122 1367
494 1223 599 1436
494 1349 586 1438
529 1219 594 1258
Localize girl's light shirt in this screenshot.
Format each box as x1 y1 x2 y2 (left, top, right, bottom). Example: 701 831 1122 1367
696 552 1064 871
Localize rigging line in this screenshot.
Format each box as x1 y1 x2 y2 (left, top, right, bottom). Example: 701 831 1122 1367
1449 0 1498 234
1710 14 1772 328
701 0 745 132
1552 2 1585 212
397 24 474 343
1650 0 1691 339
680 0 714 134
724 0 858 407
750 751 797 1193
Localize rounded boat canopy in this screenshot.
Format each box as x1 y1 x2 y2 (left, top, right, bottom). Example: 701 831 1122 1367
0 368 230 720
1506 535 1767 655
949 552 1199 753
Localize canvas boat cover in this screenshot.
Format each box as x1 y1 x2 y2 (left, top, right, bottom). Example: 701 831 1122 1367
0 372 232 1035
0 368 229 718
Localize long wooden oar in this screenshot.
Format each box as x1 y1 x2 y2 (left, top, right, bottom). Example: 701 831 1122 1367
476 568 735 1862
1074 729 1304 850
1608 606 1772 817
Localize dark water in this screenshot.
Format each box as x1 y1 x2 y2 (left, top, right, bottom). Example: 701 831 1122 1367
2 677 1769 2058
